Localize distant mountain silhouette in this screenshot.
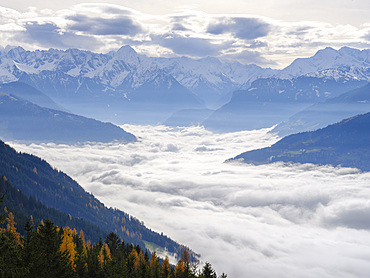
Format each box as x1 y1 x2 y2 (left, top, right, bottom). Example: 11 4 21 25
0 93 136 144
0 81 65 111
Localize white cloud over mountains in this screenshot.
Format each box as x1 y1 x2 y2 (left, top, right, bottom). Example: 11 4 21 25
0 3 369 68
9 125 370 278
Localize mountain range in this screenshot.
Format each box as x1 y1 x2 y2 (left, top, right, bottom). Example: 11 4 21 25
0 46 370 128
0 45 370 134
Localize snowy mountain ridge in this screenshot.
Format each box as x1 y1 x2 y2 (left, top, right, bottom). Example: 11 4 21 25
0 45 369 108
277 47 370 79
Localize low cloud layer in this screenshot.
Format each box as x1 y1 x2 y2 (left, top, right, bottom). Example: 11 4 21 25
10 125 370 278
0 3 369 68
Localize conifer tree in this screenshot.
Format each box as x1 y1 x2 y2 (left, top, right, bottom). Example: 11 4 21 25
162 256 171 278
175 260 185 278
200 262 217 278
60 226 77 270
98 243 112 268
0 209 28 277
74 230 88 277
150 252 161 278
105 232 121 256
127 248 140 276
29 219 75 278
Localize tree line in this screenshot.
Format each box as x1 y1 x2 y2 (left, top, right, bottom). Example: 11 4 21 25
0 190 226 278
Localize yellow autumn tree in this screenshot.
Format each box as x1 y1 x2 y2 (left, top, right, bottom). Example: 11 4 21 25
5 211 22 245
150 252 161 278
127 248 140 272
162 256 171 278
150 252 158 269
78 230 88 272
79 230 86 247
175 260 185 278
98 243 112 268
180 249 190 264
60 227 77 270
86 240 92 251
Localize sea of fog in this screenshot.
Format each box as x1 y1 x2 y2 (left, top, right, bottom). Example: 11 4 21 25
9 125 370 278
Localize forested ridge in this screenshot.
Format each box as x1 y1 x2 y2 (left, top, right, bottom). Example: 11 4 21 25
232 112 370 171
0 140 197 259
0 176 108 243
0 187 225 277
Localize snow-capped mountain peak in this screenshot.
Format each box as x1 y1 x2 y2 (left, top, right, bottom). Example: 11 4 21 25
279 46 370 79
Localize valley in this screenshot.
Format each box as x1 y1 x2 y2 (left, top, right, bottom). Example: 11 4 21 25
8 124 370 278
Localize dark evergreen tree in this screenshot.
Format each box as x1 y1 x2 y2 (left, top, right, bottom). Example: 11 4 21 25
0 219 28 277
200 262 217 278
105 232 121 256
28 219 75 278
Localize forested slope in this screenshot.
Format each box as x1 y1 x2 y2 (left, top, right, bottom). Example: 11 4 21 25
230 112 370 171
0 140 194 259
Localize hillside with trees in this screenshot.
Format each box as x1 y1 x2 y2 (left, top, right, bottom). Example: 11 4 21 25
0 196 225 277
0 140 196 260
230 112 370 171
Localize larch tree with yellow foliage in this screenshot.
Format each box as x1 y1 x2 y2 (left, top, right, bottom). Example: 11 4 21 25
60 226 77 270
98 243 112 268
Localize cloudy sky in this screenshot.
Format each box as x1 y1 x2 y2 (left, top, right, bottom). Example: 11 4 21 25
0 1 369 67
10 125 370 278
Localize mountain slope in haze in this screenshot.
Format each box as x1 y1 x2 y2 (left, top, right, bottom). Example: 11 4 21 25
0 140 194 259
230 113 370 171
272 83 370 136
203 76 367 132
0 176 109 243
0 81 65 111
0 93 136 144
163 108 214 127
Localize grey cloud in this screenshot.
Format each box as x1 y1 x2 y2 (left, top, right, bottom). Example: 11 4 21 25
207 17 271 40
194 146 223 152
162 144 180 152
68 15 143 36
324 203 370 230
362 31 370 41
172 23 189 31
14 22 100 49
223 49 276 66
287 26 314 36
100 6 133 15
151 34 230 57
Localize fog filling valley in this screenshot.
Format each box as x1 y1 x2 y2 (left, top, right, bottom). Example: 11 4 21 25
9 125 370 278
